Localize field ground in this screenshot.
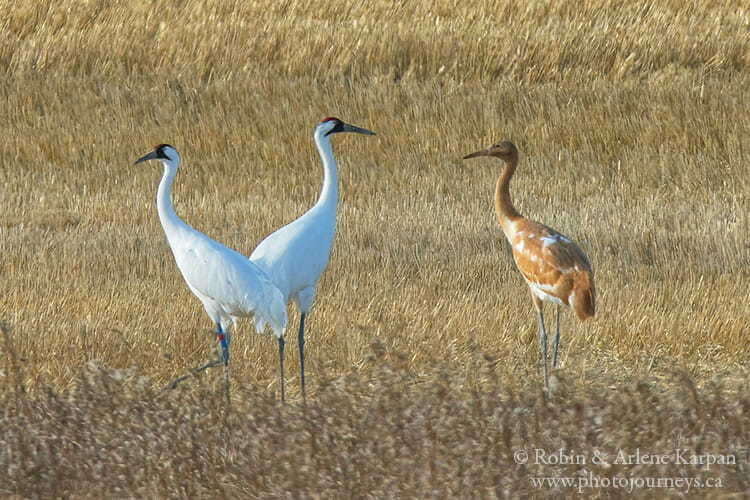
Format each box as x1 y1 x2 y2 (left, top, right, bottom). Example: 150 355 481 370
0 0 748 497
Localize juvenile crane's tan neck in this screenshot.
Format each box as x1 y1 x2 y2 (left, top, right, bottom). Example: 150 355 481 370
495 157 522 236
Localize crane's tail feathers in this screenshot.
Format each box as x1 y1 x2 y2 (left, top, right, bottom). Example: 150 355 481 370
269 307 288 338
572 272 596 321
252 283 288 338
253 316 268 335
253 310 287 338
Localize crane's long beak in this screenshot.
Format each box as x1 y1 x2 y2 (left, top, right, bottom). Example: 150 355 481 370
462 148 490 160
343 122 376 136
134 150 159 165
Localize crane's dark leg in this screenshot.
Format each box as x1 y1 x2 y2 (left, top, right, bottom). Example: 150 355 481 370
278 335 285 404
552 307 561 369
533 297 549 391
298 312 306 405
217 324 230 405
159 324 228 395
159 358 221 394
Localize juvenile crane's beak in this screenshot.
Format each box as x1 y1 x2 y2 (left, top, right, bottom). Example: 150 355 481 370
134 150 159 165
462 147 490 160
342 122 376 136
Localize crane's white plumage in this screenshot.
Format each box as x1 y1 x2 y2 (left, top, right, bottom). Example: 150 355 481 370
250 118 375 403
164 219 287 338
135 144 287 401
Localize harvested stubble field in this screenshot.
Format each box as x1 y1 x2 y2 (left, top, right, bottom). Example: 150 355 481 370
0 0 748 497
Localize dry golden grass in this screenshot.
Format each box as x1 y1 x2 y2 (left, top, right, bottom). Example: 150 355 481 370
0 0 749 496
1 360 748 498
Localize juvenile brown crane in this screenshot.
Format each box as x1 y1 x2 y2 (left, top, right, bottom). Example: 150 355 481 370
463 141 595 390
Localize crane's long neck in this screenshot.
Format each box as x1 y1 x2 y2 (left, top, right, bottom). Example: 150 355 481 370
156 161 190 242
495 158 522 236
313 130 338 217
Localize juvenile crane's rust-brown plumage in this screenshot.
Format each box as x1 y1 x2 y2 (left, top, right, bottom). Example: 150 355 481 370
464 141 595 390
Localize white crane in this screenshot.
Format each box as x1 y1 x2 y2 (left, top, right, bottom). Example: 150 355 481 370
250 117 375 403
135 144 287 403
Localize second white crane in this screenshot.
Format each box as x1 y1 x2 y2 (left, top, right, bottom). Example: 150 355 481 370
250 117 375 403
